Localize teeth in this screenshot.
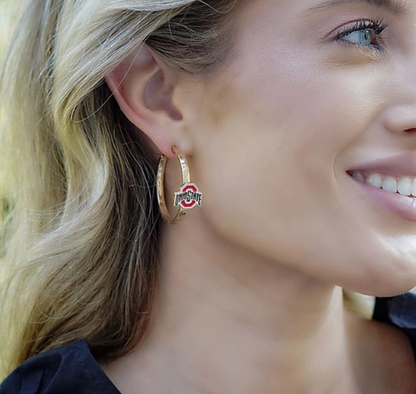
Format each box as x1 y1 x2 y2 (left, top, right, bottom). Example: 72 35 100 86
353 171 365 183
398 177 412 196
366 173 382 188
382 177 398 193
352 171 416 197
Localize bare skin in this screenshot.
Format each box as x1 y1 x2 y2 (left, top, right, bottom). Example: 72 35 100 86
104 0 416 392
103 220 416 394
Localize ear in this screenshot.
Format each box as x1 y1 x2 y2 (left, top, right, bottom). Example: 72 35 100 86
105 44 190 158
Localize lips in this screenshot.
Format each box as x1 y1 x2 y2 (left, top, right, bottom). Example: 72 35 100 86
348 152 416 178
347 152 416 221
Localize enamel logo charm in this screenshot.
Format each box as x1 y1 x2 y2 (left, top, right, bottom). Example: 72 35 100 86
174 183 203 210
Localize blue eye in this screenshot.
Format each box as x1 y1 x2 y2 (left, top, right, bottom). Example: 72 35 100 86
337 19 388 50
342 29 376 46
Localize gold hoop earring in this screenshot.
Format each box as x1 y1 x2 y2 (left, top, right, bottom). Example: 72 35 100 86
156 146 203 224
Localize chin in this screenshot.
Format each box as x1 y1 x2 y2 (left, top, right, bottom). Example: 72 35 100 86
332 236 416 297
344 269 416 298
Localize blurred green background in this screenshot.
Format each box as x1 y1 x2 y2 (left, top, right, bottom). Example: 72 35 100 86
0 0 22 60
1 0 21 232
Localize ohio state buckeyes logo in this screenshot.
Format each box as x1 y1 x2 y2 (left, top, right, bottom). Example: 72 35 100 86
174 183 203 210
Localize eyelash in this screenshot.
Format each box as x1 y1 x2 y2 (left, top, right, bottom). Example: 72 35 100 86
336 18 389 51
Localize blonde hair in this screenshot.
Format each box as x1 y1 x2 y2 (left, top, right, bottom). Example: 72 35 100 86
0 0 240 378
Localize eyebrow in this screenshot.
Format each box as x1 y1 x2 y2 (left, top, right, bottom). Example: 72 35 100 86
306 0 410 15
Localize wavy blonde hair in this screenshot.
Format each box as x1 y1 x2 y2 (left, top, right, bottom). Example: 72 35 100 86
0 0 240 378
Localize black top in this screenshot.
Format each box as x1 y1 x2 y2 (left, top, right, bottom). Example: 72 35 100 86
2 293 416 394
0 340 121 394
373 293 416 358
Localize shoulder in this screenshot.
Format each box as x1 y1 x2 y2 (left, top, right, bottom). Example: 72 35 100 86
0 340 120 394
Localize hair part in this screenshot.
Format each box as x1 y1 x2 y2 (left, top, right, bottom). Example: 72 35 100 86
0 0 242 378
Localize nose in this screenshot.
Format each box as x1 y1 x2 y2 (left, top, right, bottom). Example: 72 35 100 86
383 58 416 135
383 19 416 135
384 104 416 135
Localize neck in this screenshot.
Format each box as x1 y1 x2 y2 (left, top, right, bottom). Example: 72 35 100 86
103 216 413 394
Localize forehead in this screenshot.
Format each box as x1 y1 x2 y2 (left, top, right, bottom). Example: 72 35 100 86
307 0 412 14
227 0 415 40
233 0 413 17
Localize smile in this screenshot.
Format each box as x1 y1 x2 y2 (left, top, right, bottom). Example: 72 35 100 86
348 169 416 221
351 171 416 197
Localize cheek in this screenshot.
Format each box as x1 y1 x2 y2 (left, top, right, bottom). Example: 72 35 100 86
194 62 370 218
190 72 381 276
191 81 337 247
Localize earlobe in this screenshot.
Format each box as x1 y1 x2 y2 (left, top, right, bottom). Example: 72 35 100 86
105 44 186 158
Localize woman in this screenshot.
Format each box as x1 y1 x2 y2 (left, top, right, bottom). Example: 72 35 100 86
1 0 416 392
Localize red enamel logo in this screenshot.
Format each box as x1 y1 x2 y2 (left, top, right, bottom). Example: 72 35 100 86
174 183 203 210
